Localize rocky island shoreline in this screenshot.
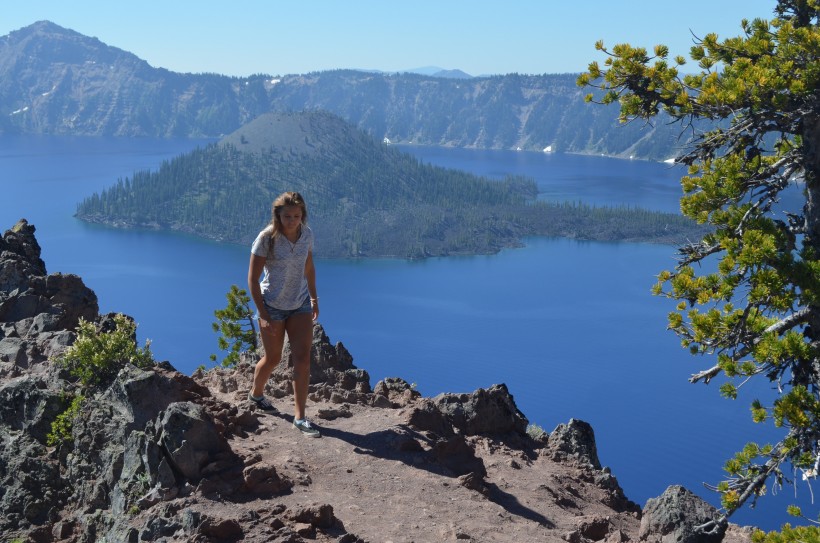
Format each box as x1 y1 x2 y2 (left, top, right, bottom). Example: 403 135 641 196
0 219 752 542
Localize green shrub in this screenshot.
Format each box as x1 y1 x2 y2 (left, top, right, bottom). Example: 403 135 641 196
57 313 154 387
48 314 154 446
47 393 85 446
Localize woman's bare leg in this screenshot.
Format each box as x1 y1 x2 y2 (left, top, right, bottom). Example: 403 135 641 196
251 319 286 397
285 313 314 420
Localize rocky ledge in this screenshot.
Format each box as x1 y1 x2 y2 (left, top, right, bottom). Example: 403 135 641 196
0 219 753 542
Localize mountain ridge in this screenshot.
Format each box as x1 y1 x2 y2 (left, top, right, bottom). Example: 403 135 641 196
1 21 690 160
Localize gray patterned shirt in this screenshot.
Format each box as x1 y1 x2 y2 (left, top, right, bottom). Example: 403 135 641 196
251 225 313 310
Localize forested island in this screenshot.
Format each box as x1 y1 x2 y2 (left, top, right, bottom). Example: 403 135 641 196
75 111 704 258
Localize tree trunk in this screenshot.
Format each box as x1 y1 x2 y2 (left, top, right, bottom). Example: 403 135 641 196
800 113 820 386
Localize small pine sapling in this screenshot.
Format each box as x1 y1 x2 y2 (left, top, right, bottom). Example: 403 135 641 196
211 284 258 367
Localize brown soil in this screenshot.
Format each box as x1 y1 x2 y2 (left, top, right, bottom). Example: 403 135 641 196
210 392 640 542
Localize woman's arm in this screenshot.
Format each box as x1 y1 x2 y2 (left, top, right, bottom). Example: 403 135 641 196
248 253 270 321
305 250 319 320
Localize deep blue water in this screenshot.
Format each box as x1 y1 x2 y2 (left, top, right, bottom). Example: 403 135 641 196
0 135 809 530
399 145 686 214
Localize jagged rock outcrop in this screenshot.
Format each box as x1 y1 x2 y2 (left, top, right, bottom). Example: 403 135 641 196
372 376 421 407
548 418 602 469
0 219 747 542
640 485 729 543
0 219 362 541
431 383 530 436
0 219 97 376
403 383 529 439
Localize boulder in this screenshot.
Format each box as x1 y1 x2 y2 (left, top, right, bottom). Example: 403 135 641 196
0 421 62 529
157 401 232 483
639 485 726 543
431 383 529 436
374 376 421 407
405 398 455 436
548 418 602 469
286 503 336 528
0 337 29 366
0 375 65 441
242 462 292 495
107 362 211 428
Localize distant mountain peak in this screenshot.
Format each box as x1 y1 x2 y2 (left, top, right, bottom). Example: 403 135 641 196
220 110 354 156
404 66 473 79
18 20 65 32
4 19 142 64
431 69 473 79
11 20 84 40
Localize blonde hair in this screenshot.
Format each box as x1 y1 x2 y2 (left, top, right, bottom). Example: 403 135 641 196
264 191 308 257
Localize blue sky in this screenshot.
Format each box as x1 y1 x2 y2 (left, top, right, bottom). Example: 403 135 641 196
3 1 776 77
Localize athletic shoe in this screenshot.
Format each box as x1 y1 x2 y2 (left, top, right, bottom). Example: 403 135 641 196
293 418 321 438
248 392 277 412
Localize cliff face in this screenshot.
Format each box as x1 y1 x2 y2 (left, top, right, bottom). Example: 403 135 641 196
0 21 265 138
0 22 689 159
0 219 749 542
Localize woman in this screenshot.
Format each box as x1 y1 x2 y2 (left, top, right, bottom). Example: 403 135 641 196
247 191 320 438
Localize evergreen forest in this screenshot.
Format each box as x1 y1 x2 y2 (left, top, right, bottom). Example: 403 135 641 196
75 111 704 258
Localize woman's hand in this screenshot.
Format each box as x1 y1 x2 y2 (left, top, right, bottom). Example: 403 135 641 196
258 314 273 330
310 298 319 321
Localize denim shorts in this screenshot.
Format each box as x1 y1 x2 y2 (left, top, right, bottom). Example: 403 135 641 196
261 296 312 322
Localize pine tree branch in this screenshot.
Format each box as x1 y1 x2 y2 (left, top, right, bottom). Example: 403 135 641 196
697 447 784 534
676 239 723 266
690 307 811 384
